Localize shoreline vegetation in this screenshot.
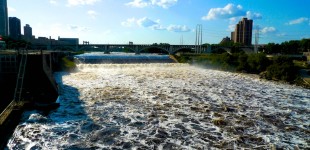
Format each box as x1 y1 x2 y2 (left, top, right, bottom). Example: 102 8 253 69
173 53 310 89
57 50 310 89
55 51 84 72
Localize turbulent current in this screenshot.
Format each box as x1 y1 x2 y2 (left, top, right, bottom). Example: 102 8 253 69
7 63 310 149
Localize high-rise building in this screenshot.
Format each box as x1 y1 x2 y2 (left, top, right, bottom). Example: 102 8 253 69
9 17 21 40
24 24 32 41
231 18 253 46
0 0 8 36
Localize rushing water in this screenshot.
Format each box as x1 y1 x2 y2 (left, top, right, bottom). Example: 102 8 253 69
74 52 175 64
7 62 310 149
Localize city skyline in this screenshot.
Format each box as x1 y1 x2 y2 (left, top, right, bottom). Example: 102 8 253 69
7 0 310 44
0 0 8 36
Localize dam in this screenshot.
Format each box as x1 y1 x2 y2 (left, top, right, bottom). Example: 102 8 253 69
0 50 60 149
74 52 176 64
2 52 310 149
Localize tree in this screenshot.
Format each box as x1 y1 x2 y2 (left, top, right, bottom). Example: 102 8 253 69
281 40 300 54
265 43 282 54
236 52 249 71
159 43 170 46
202 43 210 48
266 56 297 82
247 53 270 73
219 41 234 47
212 48 226 54
300 38 310 52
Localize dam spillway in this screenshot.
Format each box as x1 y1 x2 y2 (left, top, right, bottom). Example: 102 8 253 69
74 52 176 64
5 53 310 149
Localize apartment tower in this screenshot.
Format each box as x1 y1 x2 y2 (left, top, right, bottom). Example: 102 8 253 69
0 0 8 36
24 24 32 41
9 17 21 40
231 18 253 46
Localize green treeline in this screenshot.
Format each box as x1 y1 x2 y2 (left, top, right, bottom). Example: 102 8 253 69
203 38 310 54
174 52 308 83
263 39 310 54
173 38 310 86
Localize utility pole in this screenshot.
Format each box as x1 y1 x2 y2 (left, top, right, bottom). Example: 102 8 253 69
254 25 259 53
195 24 203 53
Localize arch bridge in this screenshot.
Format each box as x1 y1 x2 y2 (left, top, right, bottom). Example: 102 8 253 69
45 44 197 54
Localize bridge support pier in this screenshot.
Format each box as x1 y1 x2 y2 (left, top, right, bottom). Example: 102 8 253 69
135 46 140 55
169 46 176 55
104 45 110 54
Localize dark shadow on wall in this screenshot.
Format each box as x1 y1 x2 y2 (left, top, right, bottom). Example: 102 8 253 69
6 73 101 149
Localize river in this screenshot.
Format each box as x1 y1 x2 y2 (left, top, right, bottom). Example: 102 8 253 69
6 53 310 149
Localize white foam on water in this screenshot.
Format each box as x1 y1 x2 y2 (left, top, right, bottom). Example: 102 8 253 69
6 63 310 149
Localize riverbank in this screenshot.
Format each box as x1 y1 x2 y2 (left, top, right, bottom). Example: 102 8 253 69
172 53 310 89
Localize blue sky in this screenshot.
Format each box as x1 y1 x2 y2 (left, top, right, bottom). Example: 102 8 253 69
8 0 310 44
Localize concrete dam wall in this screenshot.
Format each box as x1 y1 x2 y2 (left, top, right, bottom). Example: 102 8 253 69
74 53 177 64
0 52 60 149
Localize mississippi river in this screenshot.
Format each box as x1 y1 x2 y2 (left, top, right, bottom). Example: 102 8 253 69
7 63 309 149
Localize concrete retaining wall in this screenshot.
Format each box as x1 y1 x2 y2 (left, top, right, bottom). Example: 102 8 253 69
0 52 60 149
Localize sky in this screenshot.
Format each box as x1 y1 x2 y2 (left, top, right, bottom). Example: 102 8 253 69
7 0 310 45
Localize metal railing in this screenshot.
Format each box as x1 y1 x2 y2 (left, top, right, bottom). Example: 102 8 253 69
13 50 28 102
0 50 27 124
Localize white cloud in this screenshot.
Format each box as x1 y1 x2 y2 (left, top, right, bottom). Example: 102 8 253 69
166 25 190 32
151 0 178 9
87 10 97 19
202 3 262 23
126 0 177 9
246 11 262 20
229 17 237 24
121 17 190 32
8 6 16 13
67 0 101 6
276 33 287 37
68 24 90 32
202 3 246 20
126 0 149 8
137 17 158 27
151 24 166 30
261 27 276 34
228 24 235 31
121 18 137 27
121 17 159 28
287 17 309 25
49 0 57 4
207 3 262 31
228 17 238 31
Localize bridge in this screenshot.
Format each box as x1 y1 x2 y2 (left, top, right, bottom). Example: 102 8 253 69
210 45 255 54
32 43 199 54
31 43 257 54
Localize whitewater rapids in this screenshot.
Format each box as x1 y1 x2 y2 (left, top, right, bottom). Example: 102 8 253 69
7 63 310 149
